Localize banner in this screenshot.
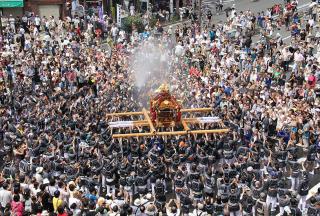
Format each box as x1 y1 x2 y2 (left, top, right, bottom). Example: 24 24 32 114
98 5 104 22
116 4 122 27
109 121 134 128
0 0 24 7
197 117 221 124
71 0 78 11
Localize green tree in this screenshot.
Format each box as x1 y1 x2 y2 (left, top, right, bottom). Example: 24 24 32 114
121 15 145 33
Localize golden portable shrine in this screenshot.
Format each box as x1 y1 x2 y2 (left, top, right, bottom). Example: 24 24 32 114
107 84 229 138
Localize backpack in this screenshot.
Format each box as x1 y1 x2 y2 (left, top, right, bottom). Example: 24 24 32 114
175 178 184 188
228 201 240 212
205 204 214 214
215 203 224 214
136 176 144 185
307 206 318 216
155 183 164 195
119 177 126 186
45 190 53 205
192 180 201 192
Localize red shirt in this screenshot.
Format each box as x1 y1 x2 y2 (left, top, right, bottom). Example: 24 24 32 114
11 201 24 216
66 71 76 82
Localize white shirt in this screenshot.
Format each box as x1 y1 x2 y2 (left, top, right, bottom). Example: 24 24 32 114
59 188 69 202
294 52 304 62
47 185 57 195
34 173 43 183
166 209 181 216
175 44 184 57
69 197 82 208
35 17 41 26
9 17 15 25
308 19 314 27
111 27 118 37
0 189 12 208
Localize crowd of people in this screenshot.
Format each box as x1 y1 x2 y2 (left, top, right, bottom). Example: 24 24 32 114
0 0 320 215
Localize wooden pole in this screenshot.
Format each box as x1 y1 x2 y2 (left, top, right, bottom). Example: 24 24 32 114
113 132 153 138
111 118 223 127
181 107 212 112
112 128 229 138
133 120 149 126
190 129 229 134
106 107 212 117
142 108 156 134
117 118 223 127
106 111 144 117
181 120 190 131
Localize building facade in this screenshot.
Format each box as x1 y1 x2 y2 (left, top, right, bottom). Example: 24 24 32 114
24 0 67 19
0 0 24 17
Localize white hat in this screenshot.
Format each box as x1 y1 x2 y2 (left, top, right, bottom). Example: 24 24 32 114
43 178 49 184
134 198 141 206
36 167 43 173
41 210 49 216
247 166 253 172
145 193 152 200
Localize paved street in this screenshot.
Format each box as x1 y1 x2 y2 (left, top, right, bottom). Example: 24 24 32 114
202 0 311 16
168 0 312 36
201 0 312 41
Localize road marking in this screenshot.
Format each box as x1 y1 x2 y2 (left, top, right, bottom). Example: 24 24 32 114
203 0 234 6
283 35 291 41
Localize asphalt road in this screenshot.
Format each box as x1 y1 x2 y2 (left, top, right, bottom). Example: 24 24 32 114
202 0 311 16
166 0 312 39
201 0 312 42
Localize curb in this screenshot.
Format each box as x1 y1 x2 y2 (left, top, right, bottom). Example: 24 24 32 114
163 20 192 29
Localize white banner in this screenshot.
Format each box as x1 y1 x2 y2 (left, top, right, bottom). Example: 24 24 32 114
109 121 134 128
197 117 221 124
117 4 122 27
71 0 79 11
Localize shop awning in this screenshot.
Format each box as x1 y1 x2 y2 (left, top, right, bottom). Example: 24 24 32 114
0 0 24 8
